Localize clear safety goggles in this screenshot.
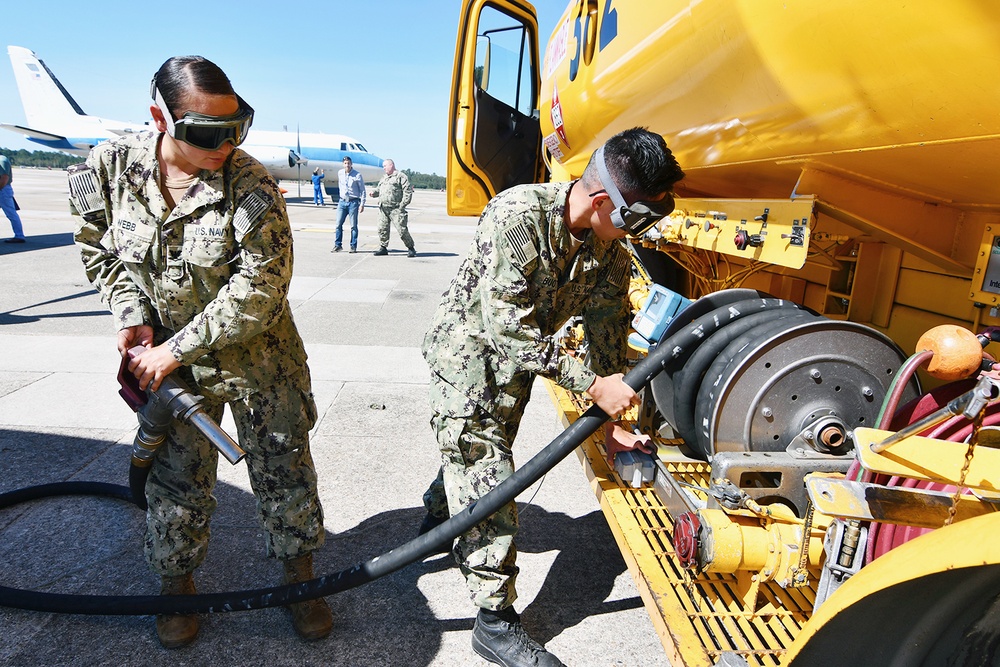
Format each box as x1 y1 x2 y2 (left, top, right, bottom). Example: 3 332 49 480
593 146 674 237
152 85 254 151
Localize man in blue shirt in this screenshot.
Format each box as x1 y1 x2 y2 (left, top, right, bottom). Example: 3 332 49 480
0 154 25 243
333 157 366 252
311 168 325 206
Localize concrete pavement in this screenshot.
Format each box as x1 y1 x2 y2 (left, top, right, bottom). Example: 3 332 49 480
0 168 670 667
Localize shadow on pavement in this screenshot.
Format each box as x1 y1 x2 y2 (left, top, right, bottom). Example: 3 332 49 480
0 232 75 253
0 289 105 325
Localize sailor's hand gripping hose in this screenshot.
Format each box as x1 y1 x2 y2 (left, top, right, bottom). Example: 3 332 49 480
118 346 245 509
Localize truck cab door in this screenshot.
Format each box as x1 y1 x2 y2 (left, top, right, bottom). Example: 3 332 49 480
448 0 545 216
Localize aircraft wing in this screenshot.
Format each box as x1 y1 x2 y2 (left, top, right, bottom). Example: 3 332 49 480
0 122 67 143
103 128 145 137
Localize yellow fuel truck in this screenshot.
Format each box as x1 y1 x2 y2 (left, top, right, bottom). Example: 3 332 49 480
447 1 1000 665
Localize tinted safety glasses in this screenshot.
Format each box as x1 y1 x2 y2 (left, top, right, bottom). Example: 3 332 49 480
593 145 674 237
152 85 254 151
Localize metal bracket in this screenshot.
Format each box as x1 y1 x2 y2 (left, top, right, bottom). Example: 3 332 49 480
712 451 852 517
807 476 999 527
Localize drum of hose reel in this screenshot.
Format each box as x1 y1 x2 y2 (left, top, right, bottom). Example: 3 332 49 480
649 289 921 463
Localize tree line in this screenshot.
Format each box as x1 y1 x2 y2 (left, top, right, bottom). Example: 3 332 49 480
1 147 83 168
402 169 445 190
0 147 447 190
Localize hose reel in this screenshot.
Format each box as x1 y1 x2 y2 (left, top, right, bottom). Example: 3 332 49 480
648 289 920 515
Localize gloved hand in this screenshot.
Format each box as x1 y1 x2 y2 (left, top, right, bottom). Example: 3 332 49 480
604 422 655 466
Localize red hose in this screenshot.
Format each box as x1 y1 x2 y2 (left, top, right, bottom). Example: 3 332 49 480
865 382 1000 561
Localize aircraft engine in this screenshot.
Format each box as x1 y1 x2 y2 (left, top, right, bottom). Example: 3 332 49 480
241 145 303 172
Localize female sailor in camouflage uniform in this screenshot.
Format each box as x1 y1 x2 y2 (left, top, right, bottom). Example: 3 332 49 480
68 56 330 648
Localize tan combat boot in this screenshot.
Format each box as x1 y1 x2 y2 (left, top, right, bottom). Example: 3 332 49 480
283 553 333 640
156 573 199 649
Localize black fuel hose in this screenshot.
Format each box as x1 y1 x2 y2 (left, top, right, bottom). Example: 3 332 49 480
0 297 762 616
0 406 619 615
128 464 150 511
0 481 134 507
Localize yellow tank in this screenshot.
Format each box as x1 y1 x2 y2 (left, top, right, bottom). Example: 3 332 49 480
537 1 1000 209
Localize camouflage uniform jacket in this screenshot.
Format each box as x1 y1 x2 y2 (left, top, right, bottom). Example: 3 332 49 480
422 181 631 419
69 131 309 401
373 170 412 209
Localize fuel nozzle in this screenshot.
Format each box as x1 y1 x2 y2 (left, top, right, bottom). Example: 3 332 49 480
118 346 246 466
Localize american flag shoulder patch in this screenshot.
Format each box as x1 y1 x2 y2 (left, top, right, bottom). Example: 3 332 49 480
501 222 538 268
606 248 631 288
233 189 274 239
66 165 104 217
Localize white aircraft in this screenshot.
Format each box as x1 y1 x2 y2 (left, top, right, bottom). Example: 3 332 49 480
0 45 383 198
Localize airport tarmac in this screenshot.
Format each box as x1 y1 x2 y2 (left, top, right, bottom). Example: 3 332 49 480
0 168 671 667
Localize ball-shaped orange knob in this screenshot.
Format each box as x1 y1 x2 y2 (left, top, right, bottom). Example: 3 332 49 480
916 325 983 381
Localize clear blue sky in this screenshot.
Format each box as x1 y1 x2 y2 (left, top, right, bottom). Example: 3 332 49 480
0 1 567 176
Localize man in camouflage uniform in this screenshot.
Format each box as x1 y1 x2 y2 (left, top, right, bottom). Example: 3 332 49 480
420 127 685 667
372 158 415 257
69 55 330 648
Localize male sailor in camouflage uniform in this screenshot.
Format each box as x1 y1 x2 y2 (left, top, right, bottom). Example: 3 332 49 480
372 158 416 257
420 127 685 667
69 56 331 648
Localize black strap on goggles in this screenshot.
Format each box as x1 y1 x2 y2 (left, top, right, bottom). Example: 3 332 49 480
151 85 254 151
594 145 672 237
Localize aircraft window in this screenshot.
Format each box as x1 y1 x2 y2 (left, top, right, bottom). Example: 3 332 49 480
356 144 367 152
350 143 357 150
475 6 536 117
341 142 348 151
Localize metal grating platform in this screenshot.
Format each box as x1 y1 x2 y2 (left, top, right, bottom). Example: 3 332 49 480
546 382 817 667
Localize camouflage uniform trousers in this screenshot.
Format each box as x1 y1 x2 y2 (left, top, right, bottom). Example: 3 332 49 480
144 371 324 576
423 405 524 611
377 205 414 250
